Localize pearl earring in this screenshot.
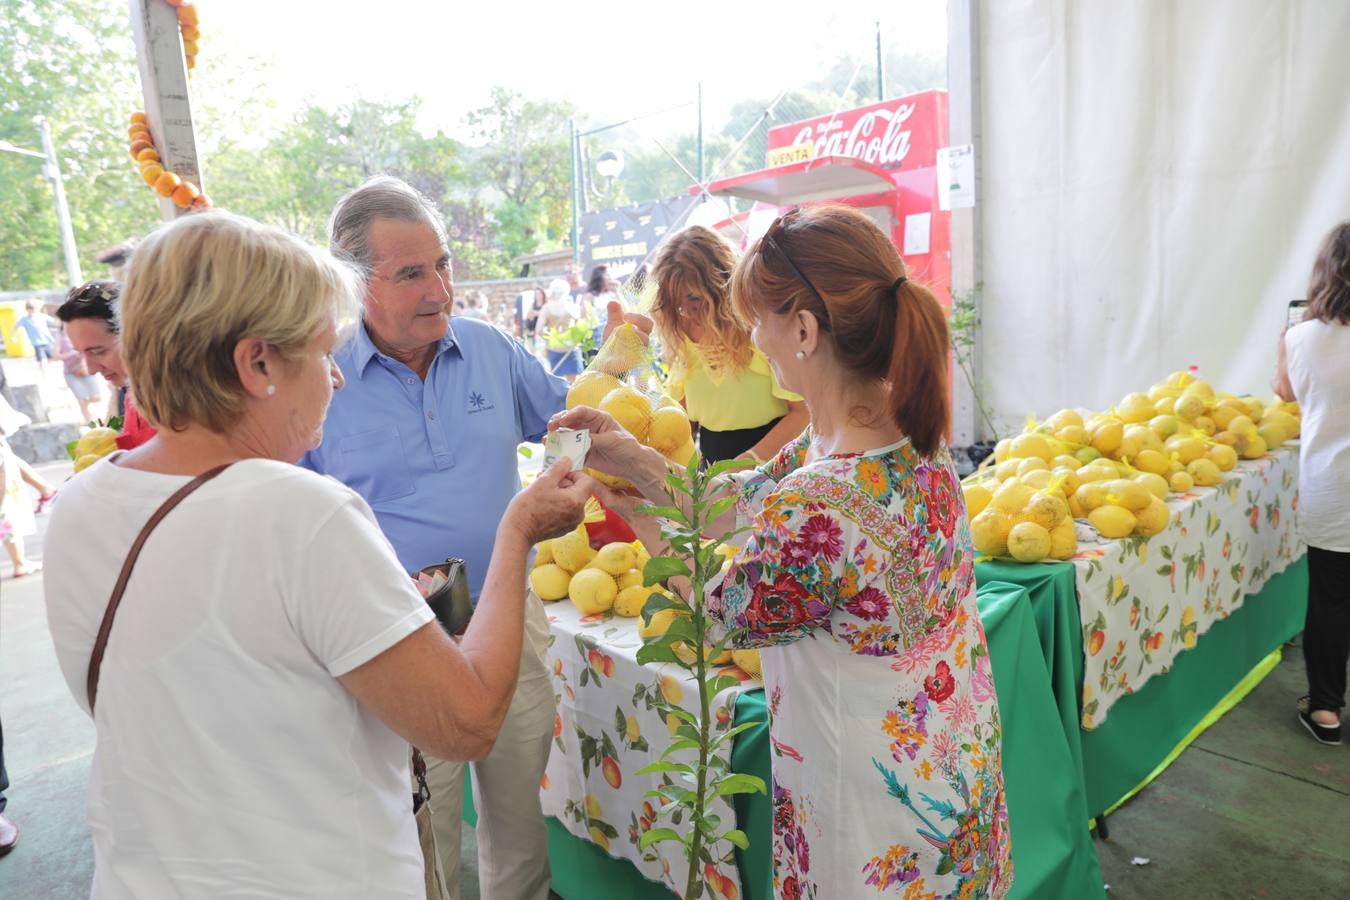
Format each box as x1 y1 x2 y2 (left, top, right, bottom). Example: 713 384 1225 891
266 384 277 397
795 351 807 360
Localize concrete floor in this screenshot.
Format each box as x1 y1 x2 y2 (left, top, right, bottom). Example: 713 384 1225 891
1 461 1348 899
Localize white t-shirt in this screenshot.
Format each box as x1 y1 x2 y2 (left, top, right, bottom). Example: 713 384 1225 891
1284 318 1350 551
43 456 436 899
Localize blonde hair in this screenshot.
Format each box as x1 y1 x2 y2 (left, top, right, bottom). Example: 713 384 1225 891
651 226 753 375
121 210 358 432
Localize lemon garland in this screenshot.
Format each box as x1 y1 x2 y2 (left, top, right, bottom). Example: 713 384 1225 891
127 111 211 210
164 0 201 73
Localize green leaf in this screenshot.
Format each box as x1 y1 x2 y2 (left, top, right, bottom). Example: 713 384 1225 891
707 495 739 522
65 439 80 461
664 473 692 496
637 503 685 522
709 721 764 750
637 760 695 776
720 828 750 850
644 557 691 584
635 642 681 666
666 737 702 753
516 444 533 458
706 457 753 479
713 773 767 796
638 827 683 850
697 813 722 834
704 674 743 697
641 590 688 621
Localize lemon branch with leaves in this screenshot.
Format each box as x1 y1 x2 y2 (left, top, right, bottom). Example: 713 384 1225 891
949 287 1000 441
634 454 766 900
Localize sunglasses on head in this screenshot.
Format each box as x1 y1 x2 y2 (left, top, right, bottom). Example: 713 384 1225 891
761 211 828 326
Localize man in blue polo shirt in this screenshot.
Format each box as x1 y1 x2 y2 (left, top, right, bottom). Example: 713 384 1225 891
302 176 565 899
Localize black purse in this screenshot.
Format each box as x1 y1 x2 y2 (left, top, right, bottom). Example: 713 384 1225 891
415 557 474 636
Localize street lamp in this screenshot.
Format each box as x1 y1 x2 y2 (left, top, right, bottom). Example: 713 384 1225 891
595 149 625 181
0 118 83 287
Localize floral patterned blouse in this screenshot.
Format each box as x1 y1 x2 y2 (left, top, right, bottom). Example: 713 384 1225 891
706 431 1012 899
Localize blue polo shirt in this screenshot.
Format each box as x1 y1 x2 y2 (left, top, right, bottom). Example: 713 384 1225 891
301 317 569 599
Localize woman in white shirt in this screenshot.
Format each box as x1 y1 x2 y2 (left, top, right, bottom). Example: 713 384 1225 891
536 278 584 379
1273 220 1350 746
43 210 594 898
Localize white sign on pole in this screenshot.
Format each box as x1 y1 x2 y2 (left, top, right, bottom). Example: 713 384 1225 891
936 144 976 211
903 212 932 256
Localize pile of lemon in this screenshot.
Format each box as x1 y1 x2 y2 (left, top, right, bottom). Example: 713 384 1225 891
529 524 658 616
964 371 1302 559
964 475 1078 563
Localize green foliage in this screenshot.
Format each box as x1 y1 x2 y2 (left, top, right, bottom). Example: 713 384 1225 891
543 321 598 356
634 454 764 900
949 287 1000 440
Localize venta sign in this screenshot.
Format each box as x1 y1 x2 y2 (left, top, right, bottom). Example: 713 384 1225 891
764 90 945 172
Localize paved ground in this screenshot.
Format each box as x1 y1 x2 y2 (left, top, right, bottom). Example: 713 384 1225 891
0 460 1347 898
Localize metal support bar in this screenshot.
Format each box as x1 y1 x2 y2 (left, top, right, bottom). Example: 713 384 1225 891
947 0 985 444
128 0 202 221
38 118 83 287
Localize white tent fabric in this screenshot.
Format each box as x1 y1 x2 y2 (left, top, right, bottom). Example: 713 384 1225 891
977 0 1350 432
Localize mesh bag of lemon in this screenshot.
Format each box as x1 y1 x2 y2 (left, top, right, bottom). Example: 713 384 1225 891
562 321 697 491
961 370 1302 562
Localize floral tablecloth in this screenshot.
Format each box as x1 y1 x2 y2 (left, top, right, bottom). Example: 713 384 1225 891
1074 446 1302 729
540 599 760 899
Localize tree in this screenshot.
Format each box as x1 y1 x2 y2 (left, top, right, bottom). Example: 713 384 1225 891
465 87 574 257
1 0 158 289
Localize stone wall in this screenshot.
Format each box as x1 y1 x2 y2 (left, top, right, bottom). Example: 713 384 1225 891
456 278 553 332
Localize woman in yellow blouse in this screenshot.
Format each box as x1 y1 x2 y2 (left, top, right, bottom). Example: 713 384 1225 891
651 225 808 463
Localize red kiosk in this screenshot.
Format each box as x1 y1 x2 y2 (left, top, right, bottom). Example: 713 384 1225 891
701 88 951 299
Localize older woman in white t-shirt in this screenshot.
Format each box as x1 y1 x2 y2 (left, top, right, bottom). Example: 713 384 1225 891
1273 220 1350 747
43 211 594 898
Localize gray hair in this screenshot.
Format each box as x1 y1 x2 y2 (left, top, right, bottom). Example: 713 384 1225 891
327 175 448 288
546 278 570 303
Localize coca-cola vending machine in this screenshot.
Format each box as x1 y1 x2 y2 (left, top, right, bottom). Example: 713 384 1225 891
700 89 950 298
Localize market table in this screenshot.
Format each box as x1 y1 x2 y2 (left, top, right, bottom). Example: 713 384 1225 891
462 582 1109 899
975 445 1307 816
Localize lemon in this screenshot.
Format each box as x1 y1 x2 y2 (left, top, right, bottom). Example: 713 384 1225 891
1102 478 1151 513
1051 466 1083 497
970 509 1013 556
1194 416 1216 436
993 438 1013 463
1257 424 1285 450
1051 454 1082 470
1019 490 1069 530
631 540 651 567
533 541 555 567
1117 392 1155 424
1068 492 1087 520
599 385 654 442
1074 482 1108 512
1174 394 1206 421
1046 409 1084 430
566 371 622 410
552 524 595 573
1210 405 1238 430
647 405 693 454
1165 437 1206 465
1186 458 1223 486
1089 505 1137 539
640 606 687 639
1240 396 1265 419
1237 434 1267 459
1154 396 1177 415
1010 433 1053 463
529 564 572 601
1049 519 1077 560
962 483 993 519
614 584 654 617
584 793 604 820
592 321 647 376
1133 449 1170 476
1075 446 1103 465
658 673 684 706
1016 457 1050 478
1135 496 1170 537
1134 472 1170 501
594 542 639 575
568 568 618 614
662 438 698 467
585 466 638 493
1020 470 1054 492
1007 522 1052 562
1169 471 1194 492
995 459 1021 482
617 569 645 591
1183 380 1215 401
1055 425 1087 447
75 426 119 459
992 480 1035 516
1227 415 1257 439
1091 420 1124 455
73 453 104 473
732 648 762 678
1209 442 1236 472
